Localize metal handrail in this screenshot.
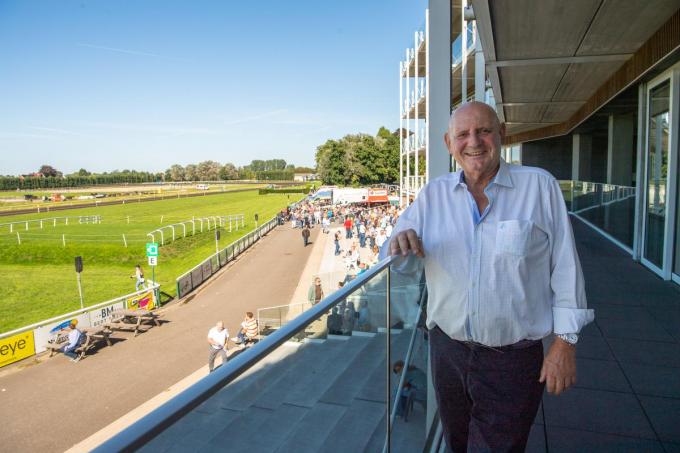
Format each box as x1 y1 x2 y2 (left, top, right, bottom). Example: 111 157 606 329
93 254 404 452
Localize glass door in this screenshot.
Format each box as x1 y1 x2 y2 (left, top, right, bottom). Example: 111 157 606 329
642 79 671 273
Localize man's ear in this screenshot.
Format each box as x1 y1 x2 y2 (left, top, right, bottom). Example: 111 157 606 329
444 132 451 150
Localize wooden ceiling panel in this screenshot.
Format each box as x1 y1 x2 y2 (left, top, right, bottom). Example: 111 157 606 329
490 0 601 60
552 61 626 101
577 0 680 55
503 105 547 123
499 65 568 102
541 103 581 123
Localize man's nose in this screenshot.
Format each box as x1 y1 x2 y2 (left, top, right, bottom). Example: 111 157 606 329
467 131 481 147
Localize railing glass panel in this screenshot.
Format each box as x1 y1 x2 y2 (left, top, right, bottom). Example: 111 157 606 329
569 180 636 248
94 255 428 452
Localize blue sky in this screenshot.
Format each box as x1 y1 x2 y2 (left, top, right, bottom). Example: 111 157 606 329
0 0 426 175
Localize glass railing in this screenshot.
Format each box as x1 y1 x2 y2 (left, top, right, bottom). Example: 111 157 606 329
564 180 636 249
92 254 428 452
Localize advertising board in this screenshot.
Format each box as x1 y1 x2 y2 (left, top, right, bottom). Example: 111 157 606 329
89 302 126 327
126 290 156 311
32 313 91 354
0 331 35 368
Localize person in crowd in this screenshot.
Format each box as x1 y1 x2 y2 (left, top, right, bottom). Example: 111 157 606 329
131 264 145 291
357 300 371 331
60 322 83 362
344 216 353 239
322 216 330 234
357 262 368 275
358 221 367 248
232 312 259 345
327 307 343 335
207 321 229 372
393 360 427 418
334 230 341 256
341 307 354 335
387 101 594 451
308 276 324 305
376 229 387 251
301 225 311 247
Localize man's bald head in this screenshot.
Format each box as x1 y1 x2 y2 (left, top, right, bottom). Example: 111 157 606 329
448 101 501 135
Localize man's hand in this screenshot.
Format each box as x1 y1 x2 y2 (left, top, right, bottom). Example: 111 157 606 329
389 229 425 258
539 337 577 395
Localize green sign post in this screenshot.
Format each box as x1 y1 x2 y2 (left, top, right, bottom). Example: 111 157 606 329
145 243 159 302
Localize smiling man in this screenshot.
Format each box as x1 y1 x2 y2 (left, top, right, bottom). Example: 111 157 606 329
388 102 594 452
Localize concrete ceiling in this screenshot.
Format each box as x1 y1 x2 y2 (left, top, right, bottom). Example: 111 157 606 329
471 0 680 137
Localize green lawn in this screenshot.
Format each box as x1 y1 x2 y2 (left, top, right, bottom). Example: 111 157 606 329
0 190 304 332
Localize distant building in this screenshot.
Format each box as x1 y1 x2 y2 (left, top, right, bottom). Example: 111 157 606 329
293 173 317 182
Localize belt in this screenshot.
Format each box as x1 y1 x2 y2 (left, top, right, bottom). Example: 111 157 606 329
459 338 542 352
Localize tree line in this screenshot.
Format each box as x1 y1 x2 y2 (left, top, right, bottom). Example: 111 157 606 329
1 160 316 190
315 127 401 186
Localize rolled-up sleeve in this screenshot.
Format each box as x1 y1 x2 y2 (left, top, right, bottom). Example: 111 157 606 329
547 179 594 334
381 193 426 275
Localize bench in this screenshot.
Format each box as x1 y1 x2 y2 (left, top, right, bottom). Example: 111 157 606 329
46 326 112 361
106 309 161 337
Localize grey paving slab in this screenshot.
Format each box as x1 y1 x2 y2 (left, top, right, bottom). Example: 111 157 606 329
576 334 616 361
608 338 680 368
592 304 656 321
580 321 603 337
620 362 680 398
545 426 664 453
283 337 370 408
597 316 676 342
639 395 680 443
355 332 412 403
318 399 386 453
251 342 342 410
663 442 680 452
319 333 388 406
198 406 274 452
573 357 632 393
247 403 309 453
164 409 241 452
225 343 326 411
542 388 656 439
275 402 348 453
525 424 547 453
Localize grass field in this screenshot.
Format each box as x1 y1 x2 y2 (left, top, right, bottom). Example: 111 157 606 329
0 189 305 332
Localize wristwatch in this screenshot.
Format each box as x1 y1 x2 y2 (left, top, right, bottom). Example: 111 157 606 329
557 333 578 345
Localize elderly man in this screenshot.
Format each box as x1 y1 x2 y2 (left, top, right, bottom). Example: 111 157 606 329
389 102 594 451
207 321 229 372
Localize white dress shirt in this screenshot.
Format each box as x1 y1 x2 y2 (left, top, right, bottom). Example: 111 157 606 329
390 160 594 346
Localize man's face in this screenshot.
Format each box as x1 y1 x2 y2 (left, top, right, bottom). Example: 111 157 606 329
216 322 224 331
444 103 505 180
315 278 321 286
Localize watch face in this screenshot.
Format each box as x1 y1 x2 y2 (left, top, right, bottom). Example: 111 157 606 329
562 333 578 344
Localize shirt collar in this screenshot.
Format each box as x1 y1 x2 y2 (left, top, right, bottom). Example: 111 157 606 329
452 158 514 190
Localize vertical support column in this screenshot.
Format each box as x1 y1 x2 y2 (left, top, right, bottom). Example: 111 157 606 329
474 23 485 103
572 134 593 182
405 48 412 201
414 31 420 194
399 61 404 208
425 9 430 183
607 114 635 186
427 0 451 182
461 0 468 104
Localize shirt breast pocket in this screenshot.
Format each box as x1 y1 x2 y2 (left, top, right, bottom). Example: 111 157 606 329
495 220 533 257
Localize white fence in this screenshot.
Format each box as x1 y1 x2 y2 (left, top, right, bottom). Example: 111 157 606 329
0 215 102 233
146 214 245 246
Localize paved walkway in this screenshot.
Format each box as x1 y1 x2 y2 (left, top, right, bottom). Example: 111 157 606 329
528 217 680 452
0 224 321 452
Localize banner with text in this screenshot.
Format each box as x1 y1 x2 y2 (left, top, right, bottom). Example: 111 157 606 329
0 331 35 368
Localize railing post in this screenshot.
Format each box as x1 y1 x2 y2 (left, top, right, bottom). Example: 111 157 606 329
385 265 391 452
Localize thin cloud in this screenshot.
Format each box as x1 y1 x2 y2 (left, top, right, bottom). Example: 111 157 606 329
76 43 188 62
224 109 288 126
76 120 220 137
29 126 87 137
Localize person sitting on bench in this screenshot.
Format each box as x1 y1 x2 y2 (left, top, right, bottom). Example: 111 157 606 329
61 322 83 362
232 312 258 345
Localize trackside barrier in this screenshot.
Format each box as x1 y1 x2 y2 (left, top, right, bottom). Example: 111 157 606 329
175 217 279 298
0 282 160 368
147 214 245 246
0 215 102 233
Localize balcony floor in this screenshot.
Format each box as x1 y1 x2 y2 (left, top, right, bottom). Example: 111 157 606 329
527 216 680 452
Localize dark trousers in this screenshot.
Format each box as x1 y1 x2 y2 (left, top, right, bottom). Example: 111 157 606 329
430 326 544 453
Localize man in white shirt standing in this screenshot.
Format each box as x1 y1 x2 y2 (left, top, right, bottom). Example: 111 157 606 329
207 321 229 373
389 102 594 452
